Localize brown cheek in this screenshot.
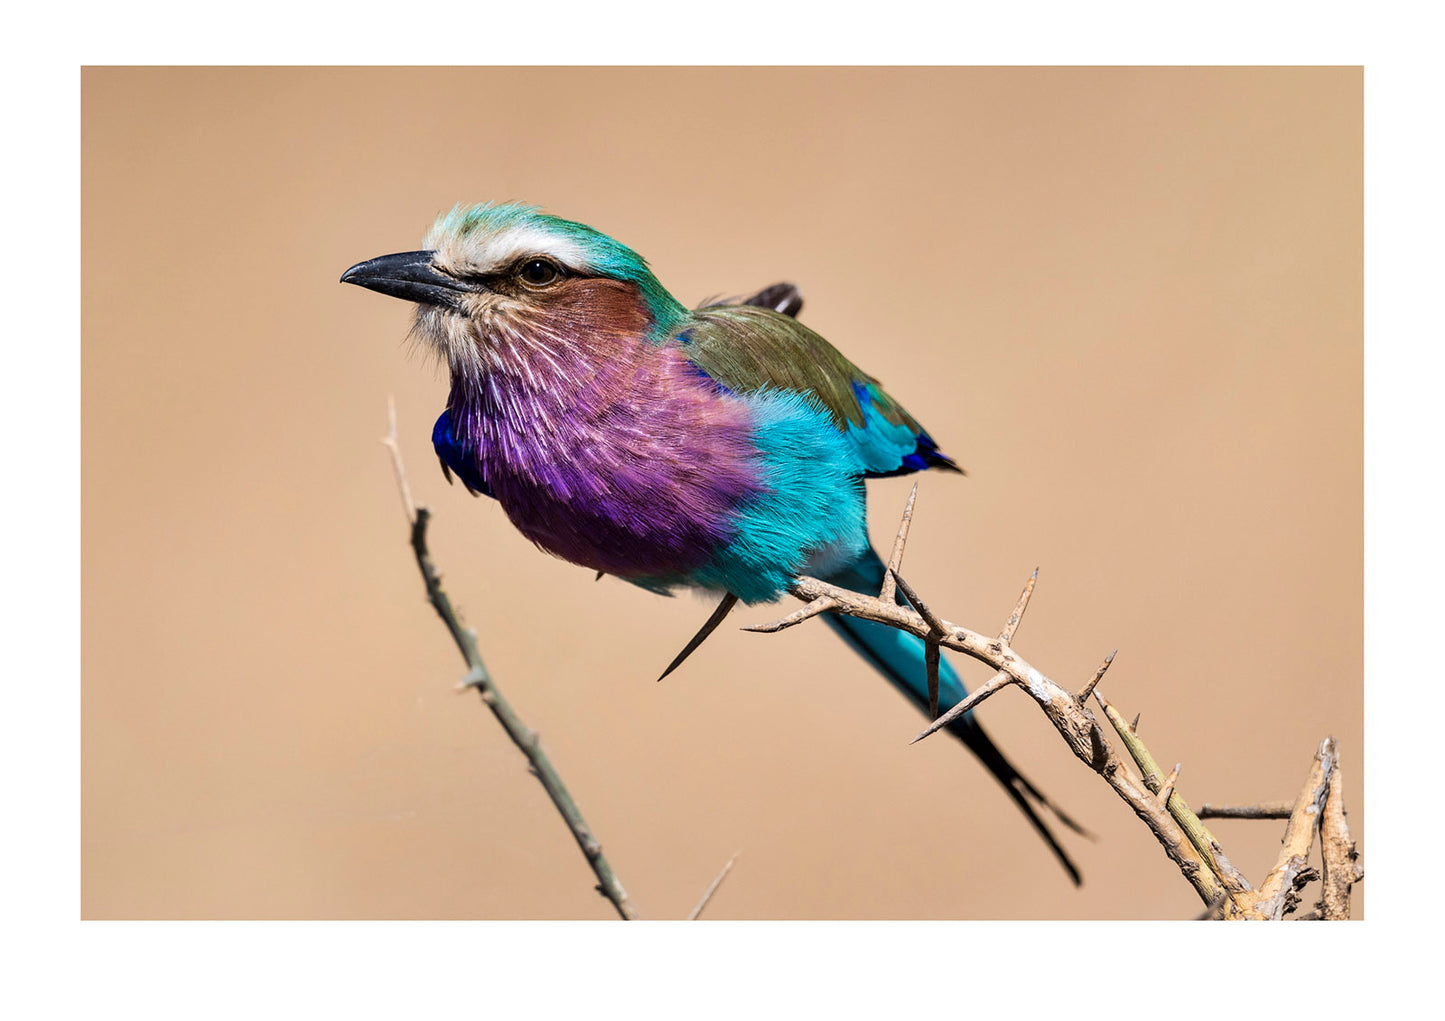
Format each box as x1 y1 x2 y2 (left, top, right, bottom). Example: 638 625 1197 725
548 278 651 336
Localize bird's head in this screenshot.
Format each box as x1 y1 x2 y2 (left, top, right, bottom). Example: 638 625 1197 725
342 203 688 379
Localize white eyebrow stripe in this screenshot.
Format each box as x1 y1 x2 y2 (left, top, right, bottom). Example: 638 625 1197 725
438 225 595 276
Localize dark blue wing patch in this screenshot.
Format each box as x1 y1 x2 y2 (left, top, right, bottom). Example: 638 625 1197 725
849 381 962 479
867 428 960 478
432 409 494 498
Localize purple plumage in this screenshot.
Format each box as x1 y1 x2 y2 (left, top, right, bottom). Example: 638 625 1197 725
441 278 765 577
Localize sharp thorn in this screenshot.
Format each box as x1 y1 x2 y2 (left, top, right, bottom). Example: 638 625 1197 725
1076 648 1118 702
1000 567 1039 644
1158 762 1181 805
925 642 941 719
879 483 920 604
740 596 837 634
909 670 1012 744
889 569 947 636
1088 722 1110 770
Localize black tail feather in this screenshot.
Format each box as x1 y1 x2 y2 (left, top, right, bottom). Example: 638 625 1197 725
821 548 1086 885
947 713 1086 885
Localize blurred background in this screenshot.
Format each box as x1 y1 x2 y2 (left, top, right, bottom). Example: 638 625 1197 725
82 67 1361 919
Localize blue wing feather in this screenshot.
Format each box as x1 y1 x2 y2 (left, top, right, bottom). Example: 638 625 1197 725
846 380 960 479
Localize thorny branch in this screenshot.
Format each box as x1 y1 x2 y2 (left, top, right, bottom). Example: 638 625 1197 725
1094 694 1252 899
747 484 1362 919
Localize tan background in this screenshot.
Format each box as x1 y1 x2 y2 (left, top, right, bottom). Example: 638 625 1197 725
82 67 1362 919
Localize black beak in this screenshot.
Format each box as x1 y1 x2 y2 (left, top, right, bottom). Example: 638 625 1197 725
340 250 470 308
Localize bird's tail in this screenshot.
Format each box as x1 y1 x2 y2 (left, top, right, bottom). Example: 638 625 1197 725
819 547 1089 885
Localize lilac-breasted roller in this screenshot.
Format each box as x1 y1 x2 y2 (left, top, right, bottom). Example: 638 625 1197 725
343 202 1085 883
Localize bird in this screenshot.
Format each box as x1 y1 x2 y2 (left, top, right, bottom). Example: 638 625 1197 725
343 202 1087 883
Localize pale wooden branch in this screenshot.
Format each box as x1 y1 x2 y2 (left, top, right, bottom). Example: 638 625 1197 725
1198 801 1295 820
687 851 741 920
1222 738 1336 920
382 401 637 920
744 489 1361 918
1319 746 1363 920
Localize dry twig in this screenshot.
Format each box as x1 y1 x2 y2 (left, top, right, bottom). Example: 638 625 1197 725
1319 747 1363 920
687 851 741 920
382 400 637 920
1232 738 1337 920
380 396 416 524
1198 801 1295 820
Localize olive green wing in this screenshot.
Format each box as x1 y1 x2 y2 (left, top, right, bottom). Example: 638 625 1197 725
680 303 959 477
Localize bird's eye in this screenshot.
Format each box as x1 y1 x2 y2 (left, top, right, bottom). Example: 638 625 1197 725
518 258 562 287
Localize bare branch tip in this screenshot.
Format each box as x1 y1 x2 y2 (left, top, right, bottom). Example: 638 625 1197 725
686 850 742 921
381 395 418 524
